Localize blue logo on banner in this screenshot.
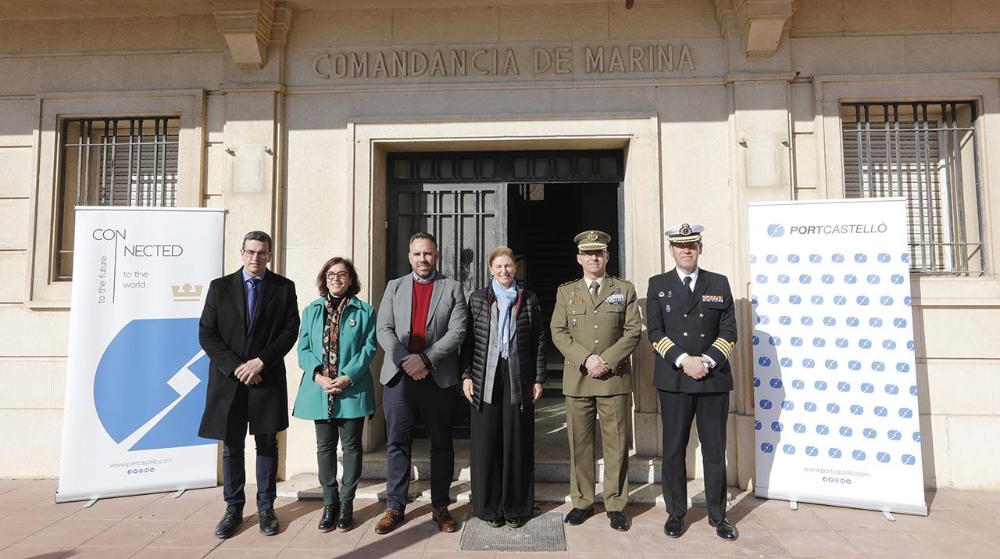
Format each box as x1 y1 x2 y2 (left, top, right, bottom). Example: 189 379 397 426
912 432 921 442
855 253 867 263
837 338 850 349
894 318 907 328
812 295 825 305
754 419 762 430
788 254 800 263
804 402 817 412
902 454 917 465
888 430 902 441
825 359 838 370
758 315 770 324
756 274 768 284
883 340 897 350
907 340 915 350
844 274 858 284
768 294 780 304
781 357 794 368
810 254 823 263
806 446 819 456
801 316 814 326
834 295 847 305
832 253 845 263
769 377 783 388
858 338 872 349
803 358 816 368
857 295 870 305
753 376 761 387
757 356 771 367
840 426 853 437
909 385 918 396
899 408 914 418
827 403 841 413
829 448 843 459
885 384 899 394
851 405 864 415
872 361 885 372
771 421 784 432
767 225 785 237
791 336 802 346
852 450 866 461
822 274 835 284
752 295 759 305
874 406 888 417
861 383 874 393
799 274 812 284
752 335 760 346
870 317 883 327
794 423 806 433
891 274 905 285
93 318 211 451
814 380 828 390
790 295 802 305
761 443 775 453
750 255 757 264
880 296 894 306
780 316 792 325
904 296 912 306
791 379 805 389
770 336 780 346
816 424 830 435
878 253 891 263
781 400 795 410
813 338 826 347
846 316 860 327
867 274 881 284
778 274 790 284
837 381 850 392
877 452 891 463
850 361 864 372
896 362 911 373
766 254 778 263
759 399 773 409
783 444 796 455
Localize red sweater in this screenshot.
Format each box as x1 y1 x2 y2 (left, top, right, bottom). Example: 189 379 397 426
408 280 433 354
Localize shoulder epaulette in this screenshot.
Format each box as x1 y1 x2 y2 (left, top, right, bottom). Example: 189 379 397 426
558 279 580 287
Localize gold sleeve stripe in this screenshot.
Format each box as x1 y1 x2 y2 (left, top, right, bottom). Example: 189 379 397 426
653 338 674 357
711 338 734 358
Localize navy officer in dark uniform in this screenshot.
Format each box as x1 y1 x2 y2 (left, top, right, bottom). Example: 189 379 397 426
646 223 738 541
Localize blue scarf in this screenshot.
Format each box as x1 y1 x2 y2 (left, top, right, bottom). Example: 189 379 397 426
492 278 518 358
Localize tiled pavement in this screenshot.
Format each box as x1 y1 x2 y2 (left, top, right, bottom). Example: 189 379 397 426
2 479 999 558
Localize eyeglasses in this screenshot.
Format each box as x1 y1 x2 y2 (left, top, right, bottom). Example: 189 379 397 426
242 250 270 259
325 271 350 280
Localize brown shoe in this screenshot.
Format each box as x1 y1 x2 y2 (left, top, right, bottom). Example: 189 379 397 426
374 508 403 535
432 505 457 532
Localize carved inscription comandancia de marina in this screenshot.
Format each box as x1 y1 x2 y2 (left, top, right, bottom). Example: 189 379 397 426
313 43 695 80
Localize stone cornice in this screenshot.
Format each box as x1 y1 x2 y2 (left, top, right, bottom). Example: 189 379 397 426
715 0 798 57
212 0 292 70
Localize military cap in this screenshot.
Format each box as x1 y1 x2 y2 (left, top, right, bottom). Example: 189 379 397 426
574 230 611 251
665 223 704 244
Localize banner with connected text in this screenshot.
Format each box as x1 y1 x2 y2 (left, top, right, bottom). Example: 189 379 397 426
749 198 926 515
57 207 224 503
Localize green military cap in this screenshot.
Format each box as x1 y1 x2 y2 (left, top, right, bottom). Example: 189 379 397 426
574 230 611 251
665 222 704 244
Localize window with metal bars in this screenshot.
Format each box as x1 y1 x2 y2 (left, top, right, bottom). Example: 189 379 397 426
54 117 180 280
841 102 984 275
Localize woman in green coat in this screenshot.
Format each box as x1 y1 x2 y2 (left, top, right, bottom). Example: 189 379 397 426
293 257 377 532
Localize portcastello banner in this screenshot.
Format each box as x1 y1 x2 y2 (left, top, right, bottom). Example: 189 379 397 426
313 42 696 81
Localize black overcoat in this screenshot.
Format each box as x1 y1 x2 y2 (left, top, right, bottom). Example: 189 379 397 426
197 268 299 439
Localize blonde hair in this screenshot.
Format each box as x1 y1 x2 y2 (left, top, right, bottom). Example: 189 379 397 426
488 246 515 265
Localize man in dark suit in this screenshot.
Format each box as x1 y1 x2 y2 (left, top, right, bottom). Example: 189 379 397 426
550 230 642 532
646 223 739 541
374 232 468 535
198 230 300 539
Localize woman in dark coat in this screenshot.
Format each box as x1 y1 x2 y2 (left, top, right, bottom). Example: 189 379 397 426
461 246 547 528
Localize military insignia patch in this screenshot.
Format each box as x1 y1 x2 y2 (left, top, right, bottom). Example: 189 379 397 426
702 294 724 303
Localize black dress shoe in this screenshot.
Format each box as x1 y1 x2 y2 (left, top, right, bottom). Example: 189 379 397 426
564 507 594 525
258 508 279 536
336 501 354 531
214 508 243 539
486 517 505 528
318 504 338 532
664 514 684 538
506 516 522 528
607 510 631 532
709 517 739 541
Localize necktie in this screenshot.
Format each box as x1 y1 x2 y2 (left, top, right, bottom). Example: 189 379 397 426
683 275 693 292
590 281 601 305
247 277 261 327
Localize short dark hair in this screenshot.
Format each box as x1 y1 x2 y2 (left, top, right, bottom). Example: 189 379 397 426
316 257 362 298
242 230 273 252
408 232 437 249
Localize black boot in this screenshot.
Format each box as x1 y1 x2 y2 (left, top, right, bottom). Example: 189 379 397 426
336 500 354 531
318 503 339 532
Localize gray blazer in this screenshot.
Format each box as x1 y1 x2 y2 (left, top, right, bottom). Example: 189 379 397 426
376 273 469 388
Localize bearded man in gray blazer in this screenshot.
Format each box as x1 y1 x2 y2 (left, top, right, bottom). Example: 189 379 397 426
374 232 468 535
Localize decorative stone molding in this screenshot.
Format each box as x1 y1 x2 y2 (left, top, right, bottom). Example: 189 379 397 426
715 0 798 57
212 0 292 70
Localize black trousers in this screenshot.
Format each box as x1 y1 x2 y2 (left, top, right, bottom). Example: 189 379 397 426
658 389 729 522
315 417 365 506
382 372 455 511
222 383 278 512
469 359 535 520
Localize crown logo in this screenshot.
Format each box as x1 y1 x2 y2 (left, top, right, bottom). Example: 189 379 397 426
172 283 203 302
680 223 692 235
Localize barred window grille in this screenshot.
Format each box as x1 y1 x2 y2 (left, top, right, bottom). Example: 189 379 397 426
54 117 180 280
841 102 984 275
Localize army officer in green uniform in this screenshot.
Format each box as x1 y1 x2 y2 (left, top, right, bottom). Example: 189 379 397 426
550 230 641 532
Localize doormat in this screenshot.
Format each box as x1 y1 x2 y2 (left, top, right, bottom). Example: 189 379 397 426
459 511 567 552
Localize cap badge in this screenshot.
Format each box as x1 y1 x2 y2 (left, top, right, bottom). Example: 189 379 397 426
587 232 598 242
680 223 692 235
